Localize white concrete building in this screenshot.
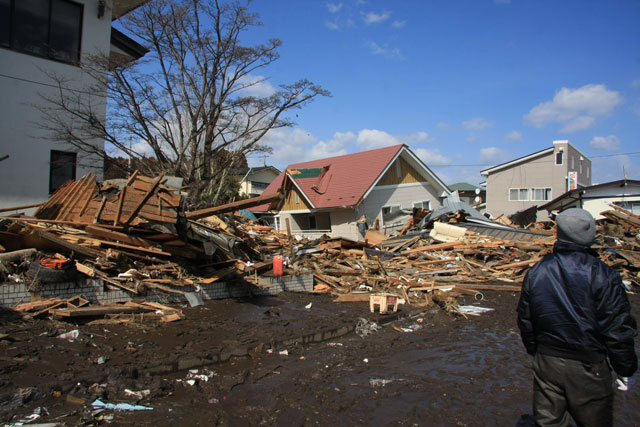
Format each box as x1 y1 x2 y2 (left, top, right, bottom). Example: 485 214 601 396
0 0 146 212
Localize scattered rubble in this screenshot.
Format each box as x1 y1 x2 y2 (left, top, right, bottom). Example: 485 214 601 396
0 172 638 322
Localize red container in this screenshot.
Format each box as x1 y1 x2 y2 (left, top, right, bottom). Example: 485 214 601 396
273 255 284 277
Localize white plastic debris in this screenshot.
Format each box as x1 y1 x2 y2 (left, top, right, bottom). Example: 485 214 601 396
457 306 494 315
123 389 151 399
369 378 394 387
355 318 381 338
305 302 312 310
57 330 79 341
92 399 153 411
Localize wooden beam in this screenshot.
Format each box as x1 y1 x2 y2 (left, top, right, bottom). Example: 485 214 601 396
0 203 43 213
122 173 165 226
185 191 283 220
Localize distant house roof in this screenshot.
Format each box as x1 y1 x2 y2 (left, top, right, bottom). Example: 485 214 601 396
480 147 554 176
251 144 450 212
538 179 640 212
449 182 481 192
480 140 589 177
231 166 281 178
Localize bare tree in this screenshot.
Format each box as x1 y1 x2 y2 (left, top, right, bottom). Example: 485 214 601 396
38 0 329 207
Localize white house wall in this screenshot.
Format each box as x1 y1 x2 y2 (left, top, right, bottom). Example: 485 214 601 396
0 0 112 211
358 182 441 233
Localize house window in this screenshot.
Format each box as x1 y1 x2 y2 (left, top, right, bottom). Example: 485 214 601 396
381 205 402 226
587 166 590 178
531 188 552 201
1 0 83 64
294 192 300 204
509 188 529 201
49 150 76 194
308 215 317 230
251 181 268 191
413 200 431 210
555 151 563 165
274 216 281 231
571 156 574 169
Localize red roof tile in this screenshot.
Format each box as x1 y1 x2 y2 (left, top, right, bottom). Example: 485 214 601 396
251 144 405 212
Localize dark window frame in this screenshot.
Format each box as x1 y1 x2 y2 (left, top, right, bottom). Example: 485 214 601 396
49 150 77 194
0 0 83 65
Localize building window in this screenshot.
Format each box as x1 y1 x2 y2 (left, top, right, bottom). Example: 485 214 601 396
308 215 317 230
555 151 563 165
294 192 300 204
1 0 83 64
571 156 574 169
381 205 402 226
587 166 590 178
274 216 281 231
251 181 268 191
49 150 76 194
531 188 552 201
413 200 431 210
579 162 583 174
509 188 529 201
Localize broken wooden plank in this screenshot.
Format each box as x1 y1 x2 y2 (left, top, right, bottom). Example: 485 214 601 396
185 191 283 220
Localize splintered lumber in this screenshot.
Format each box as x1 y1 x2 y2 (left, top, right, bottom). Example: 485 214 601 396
22 224 102 259
185 191 283 220
364 229 388 245
401 241 465 254
123 173 165 225
0 203 43 213
84 225 155 248
50 303 156 318
493 258 542 270
333 293 371 303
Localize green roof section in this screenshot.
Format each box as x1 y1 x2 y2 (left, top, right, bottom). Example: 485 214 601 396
288 168 324 179
449 182 480 192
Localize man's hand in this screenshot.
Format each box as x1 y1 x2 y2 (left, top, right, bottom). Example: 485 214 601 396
616 376 633 391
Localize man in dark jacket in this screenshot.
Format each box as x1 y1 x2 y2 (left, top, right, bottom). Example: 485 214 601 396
517 208 637 426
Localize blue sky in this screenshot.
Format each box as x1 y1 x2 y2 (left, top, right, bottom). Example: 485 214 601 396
238 0 640 186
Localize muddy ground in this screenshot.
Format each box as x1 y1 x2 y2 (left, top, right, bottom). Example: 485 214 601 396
1 289 638 426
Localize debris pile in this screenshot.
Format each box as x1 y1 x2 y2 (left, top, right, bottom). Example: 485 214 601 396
0 172 638 321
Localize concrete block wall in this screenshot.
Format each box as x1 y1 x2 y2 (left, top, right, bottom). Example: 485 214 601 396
0 274 314 308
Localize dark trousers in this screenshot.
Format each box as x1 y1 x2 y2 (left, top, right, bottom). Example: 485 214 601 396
532 353 614 427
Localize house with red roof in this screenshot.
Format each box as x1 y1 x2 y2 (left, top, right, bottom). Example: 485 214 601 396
250 144 451 240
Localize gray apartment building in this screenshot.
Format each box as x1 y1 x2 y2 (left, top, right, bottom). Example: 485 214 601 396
480 140 592 221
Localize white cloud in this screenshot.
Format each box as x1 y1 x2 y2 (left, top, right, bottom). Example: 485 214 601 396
399 131 431 144
259 127 317 167
327 2 343 13
362 10 391 25
392 20 406 29
415 148 451 167
325 20 340 30
236 74 277 97
506 130 522 142
356 128 400 149
365 41 402 59
479 147 510 164
590 135 620 151
524 84 622 133
436 122 449 129
462 117 492 131
632 79 640 88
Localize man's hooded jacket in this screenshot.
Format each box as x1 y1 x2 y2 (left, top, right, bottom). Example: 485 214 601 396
517 240 637 377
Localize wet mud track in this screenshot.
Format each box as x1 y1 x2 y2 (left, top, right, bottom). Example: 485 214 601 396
1 291 639 426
